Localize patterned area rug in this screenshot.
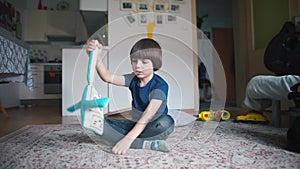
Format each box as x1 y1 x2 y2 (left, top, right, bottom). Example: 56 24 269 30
1 120 300 168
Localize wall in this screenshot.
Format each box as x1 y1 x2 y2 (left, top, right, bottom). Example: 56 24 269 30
253 0 289 49
196 0 233 37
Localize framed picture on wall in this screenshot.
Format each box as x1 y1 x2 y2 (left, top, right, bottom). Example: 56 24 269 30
154 3 166 12
138 2 150 12
166 14 176 24
120 1 136 11
123 13 136 26
138 13 148 25
155 14 164 25
169 4 180 13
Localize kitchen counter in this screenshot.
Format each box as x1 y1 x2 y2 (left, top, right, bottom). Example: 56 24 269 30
31 62 62 66
62 45 109 49
19 63 62 101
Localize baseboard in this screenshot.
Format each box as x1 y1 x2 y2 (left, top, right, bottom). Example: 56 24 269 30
62 116 80 124
20 99 62 107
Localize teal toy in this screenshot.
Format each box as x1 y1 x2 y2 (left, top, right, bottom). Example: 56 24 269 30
67 41 109 135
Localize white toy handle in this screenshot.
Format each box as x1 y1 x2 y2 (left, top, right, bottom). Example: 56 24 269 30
87 40 99 85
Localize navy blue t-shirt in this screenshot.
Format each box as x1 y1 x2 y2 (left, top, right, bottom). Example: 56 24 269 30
124 73 168 116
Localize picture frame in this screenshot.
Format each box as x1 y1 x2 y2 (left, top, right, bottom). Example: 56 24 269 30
138 13 148 25
154 3 166 12
123 13 136 26
169 4 180 13
166 14 176 24
120 1 136 11
137 2 150 12
155 14 164 25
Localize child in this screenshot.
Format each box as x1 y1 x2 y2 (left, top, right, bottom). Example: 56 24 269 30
86 38 175 155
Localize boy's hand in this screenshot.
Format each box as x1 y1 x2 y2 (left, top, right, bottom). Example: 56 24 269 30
112 136 134 155
86 40 102 55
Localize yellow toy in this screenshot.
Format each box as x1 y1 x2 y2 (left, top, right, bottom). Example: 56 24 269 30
198 110 231 121
198 110 215 121
235 112 269 124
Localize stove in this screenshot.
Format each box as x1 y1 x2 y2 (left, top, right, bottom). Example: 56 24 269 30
48 59 62 63
44 64 62 94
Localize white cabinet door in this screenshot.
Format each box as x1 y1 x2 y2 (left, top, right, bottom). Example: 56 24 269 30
22 10 47 42
23 10 86 42
46 11 76 37
79 0 107 11
62 48 108 116
19 64 44 99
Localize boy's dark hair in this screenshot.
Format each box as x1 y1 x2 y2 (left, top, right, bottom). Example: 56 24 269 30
130 38 162 71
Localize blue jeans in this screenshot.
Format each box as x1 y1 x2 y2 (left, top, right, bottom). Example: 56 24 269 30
100 114 175 149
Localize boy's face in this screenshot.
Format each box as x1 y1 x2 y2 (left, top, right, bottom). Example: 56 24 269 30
131 58 154 79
